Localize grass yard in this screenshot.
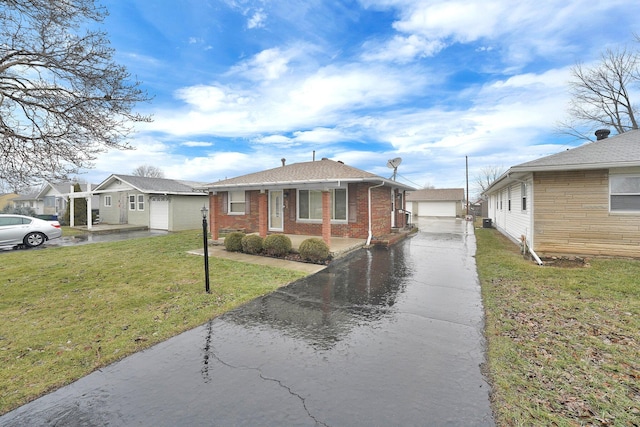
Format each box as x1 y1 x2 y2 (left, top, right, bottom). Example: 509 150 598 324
475 227 640 426
0 231 306 415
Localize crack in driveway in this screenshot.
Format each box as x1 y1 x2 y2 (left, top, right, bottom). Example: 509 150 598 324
203 334 330 427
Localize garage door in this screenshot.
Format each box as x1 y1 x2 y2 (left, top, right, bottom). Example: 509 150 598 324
417 201 455 217
149 197 169 230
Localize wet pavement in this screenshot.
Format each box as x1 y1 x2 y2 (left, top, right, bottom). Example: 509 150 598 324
0 218 494 426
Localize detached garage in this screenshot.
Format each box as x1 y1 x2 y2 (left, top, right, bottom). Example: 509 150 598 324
406 188 465 218
93 175 208 231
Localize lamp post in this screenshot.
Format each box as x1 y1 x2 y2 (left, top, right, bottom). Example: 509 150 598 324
201 206 210 293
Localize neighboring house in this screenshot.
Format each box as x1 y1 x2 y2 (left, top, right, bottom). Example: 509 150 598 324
9 192 41 213
200 158 415 245
406 188 465 218
92 174 208 231
0 193 19 211
34 182 99 220
483 129 640 258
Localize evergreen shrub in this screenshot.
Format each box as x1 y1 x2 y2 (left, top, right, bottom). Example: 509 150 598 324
241 234 263 254
224 231 245 252
263 234 292 257
298 238 330 263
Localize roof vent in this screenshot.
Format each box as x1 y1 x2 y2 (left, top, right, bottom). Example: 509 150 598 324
281 158 286 167
595 129 610 140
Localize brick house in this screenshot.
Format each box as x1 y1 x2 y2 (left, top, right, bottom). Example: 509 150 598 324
483 129 640 258
200 158 415 246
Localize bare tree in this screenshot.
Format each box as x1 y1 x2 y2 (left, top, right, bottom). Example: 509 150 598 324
558 40 640 141
132 165 165 178
0 0 152 187
474 165 505 196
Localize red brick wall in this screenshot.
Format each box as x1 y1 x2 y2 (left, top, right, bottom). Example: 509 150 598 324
211 183 393 239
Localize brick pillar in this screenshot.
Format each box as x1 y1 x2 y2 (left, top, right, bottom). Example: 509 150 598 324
211 193 219 240
258 191 268 238
322 190 331 247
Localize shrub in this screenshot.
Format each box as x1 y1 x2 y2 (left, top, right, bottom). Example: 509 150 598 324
263 234 292 257
298 238 330 263
241 234 263 254
224 231 245 252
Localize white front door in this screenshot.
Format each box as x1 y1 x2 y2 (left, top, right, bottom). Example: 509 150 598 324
269 190 283 231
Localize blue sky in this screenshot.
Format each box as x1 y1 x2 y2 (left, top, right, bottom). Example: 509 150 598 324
82 0 640 195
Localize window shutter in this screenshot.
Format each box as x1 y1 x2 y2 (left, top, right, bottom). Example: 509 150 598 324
245 191 251 214
222 192 228 214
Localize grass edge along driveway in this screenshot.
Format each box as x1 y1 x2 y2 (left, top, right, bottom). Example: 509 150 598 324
0 231 306 415
475 226 639 426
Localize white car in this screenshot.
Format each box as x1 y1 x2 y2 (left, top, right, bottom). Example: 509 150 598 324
0 214 63 248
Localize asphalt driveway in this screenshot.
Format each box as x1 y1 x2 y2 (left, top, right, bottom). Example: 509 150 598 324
1 218 493 426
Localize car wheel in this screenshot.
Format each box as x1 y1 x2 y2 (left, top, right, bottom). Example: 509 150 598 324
24 232 46 247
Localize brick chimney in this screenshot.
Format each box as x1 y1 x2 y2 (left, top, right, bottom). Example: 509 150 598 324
595 129 611 140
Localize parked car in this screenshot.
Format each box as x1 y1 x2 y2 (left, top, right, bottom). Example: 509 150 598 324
0 214 63 248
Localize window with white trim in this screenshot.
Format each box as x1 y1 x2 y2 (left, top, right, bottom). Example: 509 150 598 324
610 175 640 212
129 194 145 211
521 182 528 211
507 187 512 211
104 195 112 207
228 191 246 214
298 189 347 221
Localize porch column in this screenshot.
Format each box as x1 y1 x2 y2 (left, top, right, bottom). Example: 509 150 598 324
258 190 268 238
211 193 219 240
322 189 331 247
86 184 92 230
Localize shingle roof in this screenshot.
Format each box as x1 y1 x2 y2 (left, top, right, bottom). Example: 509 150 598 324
202 158 415 190
95 174 207 195
511 129 640 172
406 188 465 201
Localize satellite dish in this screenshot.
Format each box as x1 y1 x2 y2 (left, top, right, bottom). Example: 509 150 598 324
387 157 402 169
386 157 402 180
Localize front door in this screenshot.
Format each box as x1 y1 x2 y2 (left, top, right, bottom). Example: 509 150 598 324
269 190 283 231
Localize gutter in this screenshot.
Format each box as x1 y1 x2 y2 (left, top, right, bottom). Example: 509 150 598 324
366 181 385 246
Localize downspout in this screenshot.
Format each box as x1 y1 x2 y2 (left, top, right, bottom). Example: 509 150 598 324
366 181 385 246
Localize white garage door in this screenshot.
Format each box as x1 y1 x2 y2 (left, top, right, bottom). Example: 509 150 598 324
417 201 456 217
150 197 169 230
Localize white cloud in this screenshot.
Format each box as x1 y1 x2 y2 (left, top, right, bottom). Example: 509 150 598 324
247 9 267 29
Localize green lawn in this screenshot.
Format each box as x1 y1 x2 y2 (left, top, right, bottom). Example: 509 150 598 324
475 227 640 426
0 231 306 414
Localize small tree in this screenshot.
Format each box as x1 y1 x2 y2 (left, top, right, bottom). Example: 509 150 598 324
132 165 165 178
474 165 505 197
62 183 88 225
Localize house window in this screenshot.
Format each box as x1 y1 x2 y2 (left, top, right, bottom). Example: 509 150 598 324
298 189 347 221
104 195 112 207
129 195 136 210
137 194 144 211
499 191 503 210
521 182 528 211
610 175 640 212
507 187 512 211
227 191 246 214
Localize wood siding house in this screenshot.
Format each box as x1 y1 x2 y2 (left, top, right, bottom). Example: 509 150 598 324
483 130 640 258
92 175 208 231
200 158 415 245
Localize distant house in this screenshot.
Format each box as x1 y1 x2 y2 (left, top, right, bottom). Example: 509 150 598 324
200 158 415 245
32 182 99 220
9 192 39 213
0 193 19 211
92 174 208 231
406 188 465 218
483 129 640 258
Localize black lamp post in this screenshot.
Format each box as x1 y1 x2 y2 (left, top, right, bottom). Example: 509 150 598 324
201 205 210 293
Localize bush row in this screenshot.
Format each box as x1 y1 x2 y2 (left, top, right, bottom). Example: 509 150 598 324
223 232 331 263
